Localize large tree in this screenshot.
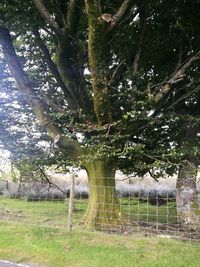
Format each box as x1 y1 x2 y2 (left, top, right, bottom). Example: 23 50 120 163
1 0 200 230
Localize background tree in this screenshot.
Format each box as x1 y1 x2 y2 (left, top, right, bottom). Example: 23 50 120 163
143 0 200 226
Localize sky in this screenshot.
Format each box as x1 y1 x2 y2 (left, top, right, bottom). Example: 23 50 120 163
0 150 11 176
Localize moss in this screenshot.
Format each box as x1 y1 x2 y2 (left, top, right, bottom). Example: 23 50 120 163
86 1 113 125
82 160 121 230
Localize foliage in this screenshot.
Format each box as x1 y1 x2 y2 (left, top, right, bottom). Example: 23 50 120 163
0 0 200 175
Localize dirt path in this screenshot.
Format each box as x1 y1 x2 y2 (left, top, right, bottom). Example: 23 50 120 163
0 261 35 267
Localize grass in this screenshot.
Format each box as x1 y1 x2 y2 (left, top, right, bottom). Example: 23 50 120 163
0 197 199 266
0 196 178 228
0 196 68 227
0 221 200 267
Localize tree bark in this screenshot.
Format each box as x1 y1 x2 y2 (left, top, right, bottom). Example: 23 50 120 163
82 159 121 231
176 160 199 228
55 37 92 115
174 113 200 229
85 0 113 126
32 28 75 104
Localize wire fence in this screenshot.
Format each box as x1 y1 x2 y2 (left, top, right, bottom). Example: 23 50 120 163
0 176 200 243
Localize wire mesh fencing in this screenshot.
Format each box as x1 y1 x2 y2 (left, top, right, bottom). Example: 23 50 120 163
0 176 200 243
0 179 68 229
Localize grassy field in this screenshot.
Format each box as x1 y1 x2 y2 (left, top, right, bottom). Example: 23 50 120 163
0 197 199 266
0 196 68 228
0 221 200 267
0 196 178 229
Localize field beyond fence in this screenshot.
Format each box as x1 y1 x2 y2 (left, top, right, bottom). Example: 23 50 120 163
0 175 200 244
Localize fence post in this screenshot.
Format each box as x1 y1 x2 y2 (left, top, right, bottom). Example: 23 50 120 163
67 173 75 231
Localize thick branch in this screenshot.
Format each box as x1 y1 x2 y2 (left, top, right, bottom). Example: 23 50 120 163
33 0 62 34
154 50 200 103
154 84 171 103
133 21 146 73
110 0 133 30
170 50 200 84
32 28 78 107
66 0 81 33
0 27 80 156
85 0 101 16
40 94 65 113
173 36 183 74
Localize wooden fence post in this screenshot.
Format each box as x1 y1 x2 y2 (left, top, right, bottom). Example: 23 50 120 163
67 173 75 231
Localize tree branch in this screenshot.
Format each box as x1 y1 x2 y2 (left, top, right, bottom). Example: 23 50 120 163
168 85 200 110
170 50 200 84
0 27 80 156
108 60 125 86
133 21 146 73
32 27 78 107
33 0 62 35
66 0 80 33
110 0 133 30
153 50 200 103
173 36 183 75
40 94 65 113
39 167 67 194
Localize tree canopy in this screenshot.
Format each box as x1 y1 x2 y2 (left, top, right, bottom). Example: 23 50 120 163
1 0 200 228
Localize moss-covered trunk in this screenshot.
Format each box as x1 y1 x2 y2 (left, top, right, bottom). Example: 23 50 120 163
176 160 199 228
85 0 113 126
82 160 121 231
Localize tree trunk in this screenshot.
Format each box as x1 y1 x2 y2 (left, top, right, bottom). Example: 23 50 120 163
85 0 113 126
175 116 200 229
176 160 199 228
82 160 121 231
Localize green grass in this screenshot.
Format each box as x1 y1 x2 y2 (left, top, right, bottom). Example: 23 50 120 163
0 221 199 267
120 197 177 224
0 197 199 266
0 196 178 229
0 195 179 238
0 196 68 227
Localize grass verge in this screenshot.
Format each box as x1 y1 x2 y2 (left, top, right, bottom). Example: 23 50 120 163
0 221 199 267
